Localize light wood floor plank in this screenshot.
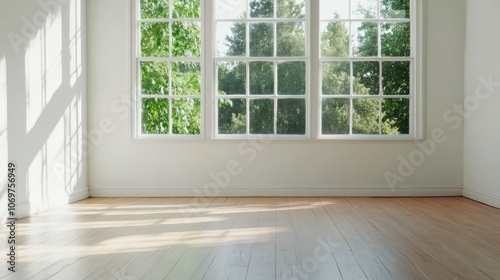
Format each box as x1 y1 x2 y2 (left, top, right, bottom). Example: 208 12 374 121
1 197 499 280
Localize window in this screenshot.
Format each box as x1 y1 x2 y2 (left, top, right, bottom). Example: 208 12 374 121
136 0 203 136
133 0 422 139
216 0 307 137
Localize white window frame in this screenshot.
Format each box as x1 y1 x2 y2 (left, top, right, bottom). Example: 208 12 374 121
131 0 206 139
131 0 424 140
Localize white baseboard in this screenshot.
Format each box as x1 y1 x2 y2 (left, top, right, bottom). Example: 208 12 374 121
90 186 462 198
463 186 500 209
12 189 90 221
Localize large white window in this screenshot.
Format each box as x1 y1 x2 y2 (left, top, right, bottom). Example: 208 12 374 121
132 0 422 139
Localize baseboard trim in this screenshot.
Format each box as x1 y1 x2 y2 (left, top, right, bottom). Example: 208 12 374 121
90 187 462 198
12 189 90 221
463 186 500 209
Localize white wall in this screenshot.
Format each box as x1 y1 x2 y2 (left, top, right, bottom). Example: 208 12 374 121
0 0 88 223
87 0 465 197
463 0 500 208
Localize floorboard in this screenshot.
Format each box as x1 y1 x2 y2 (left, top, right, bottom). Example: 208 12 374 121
1 197 499 280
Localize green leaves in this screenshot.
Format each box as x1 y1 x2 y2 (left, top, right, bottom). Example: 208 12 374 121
140 0 202 135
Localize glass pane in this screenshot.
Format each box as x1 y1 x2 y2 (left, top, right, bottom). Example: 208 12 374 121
353 98 380 134
250 23 274 57
278 62 305 95
353 61 379 95
250 0 274 18
172 98 201 134
278 0 305 18
351 0 377 19
381 22 410 57
321 22 349 57
216 0 246 19
141 0 169 19
250 61 274 95
381 0 410 19
141 61 169 95
218 62 246 95
142 98 169 134
352 22 378 57
218 98 247 134
173 0 200 18
277 22 305 56
217 22 246 56
172 21 201 57
322 62 350 95
277 99 306 134
171 62 201 96
322 98 350 134
382 61 410 95
320 0 349 19
250 99 274 134
382 98 410 135
141 22 169 57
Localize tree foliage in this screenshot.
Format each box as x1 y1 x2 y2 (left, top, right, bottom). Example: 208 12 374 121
140 0 412 136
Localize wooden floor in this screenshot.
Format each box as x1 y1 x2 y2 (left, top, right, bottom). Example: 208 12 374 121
1 197 499 280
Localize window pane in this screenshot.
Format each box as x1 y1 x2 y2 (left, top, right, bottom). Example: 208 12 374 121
250 61 274 95
382 98 410 135
142 98 169 134
172 21 201 57
352 22 378 57
141 62 169 95
381 22 410 57
353 98 380 134
353 61 379 95
218 98 247 134
277 99 306 134
216 0 246 19
277 22 305 56
250 99 274 134
381 0 410 19
321 22 349 57
141 0 169 19
320 0 349 19
278 62 305 95
250 0 274 18
172 62 201 96
322 98 350 134
173 0 200 18
141 22 170 57
322 62 350 95
277 0 305 18
351 0 377 19
250 23 274 57
218 62 246 95
382 61 410 95
217 22 246 57
172 98 201 134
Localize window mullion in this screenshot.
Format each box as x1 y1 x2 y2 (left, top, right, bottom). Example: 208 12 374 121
204 0 214 138
310 0 320 138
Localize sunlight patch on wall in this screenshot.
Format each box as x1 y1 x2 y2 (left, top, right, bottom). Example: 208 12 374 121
25 5 63 133
27 146 46 213
53 93 84 195
69 0 83 87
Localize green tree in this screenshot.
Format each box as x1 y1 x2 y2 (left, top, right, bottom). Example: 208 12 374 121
140 0 202 135
217 0 306 135
354 0 411 134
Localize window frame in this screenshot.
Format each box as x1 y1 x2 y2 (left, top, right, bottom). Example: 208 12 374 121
131 0 424 140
